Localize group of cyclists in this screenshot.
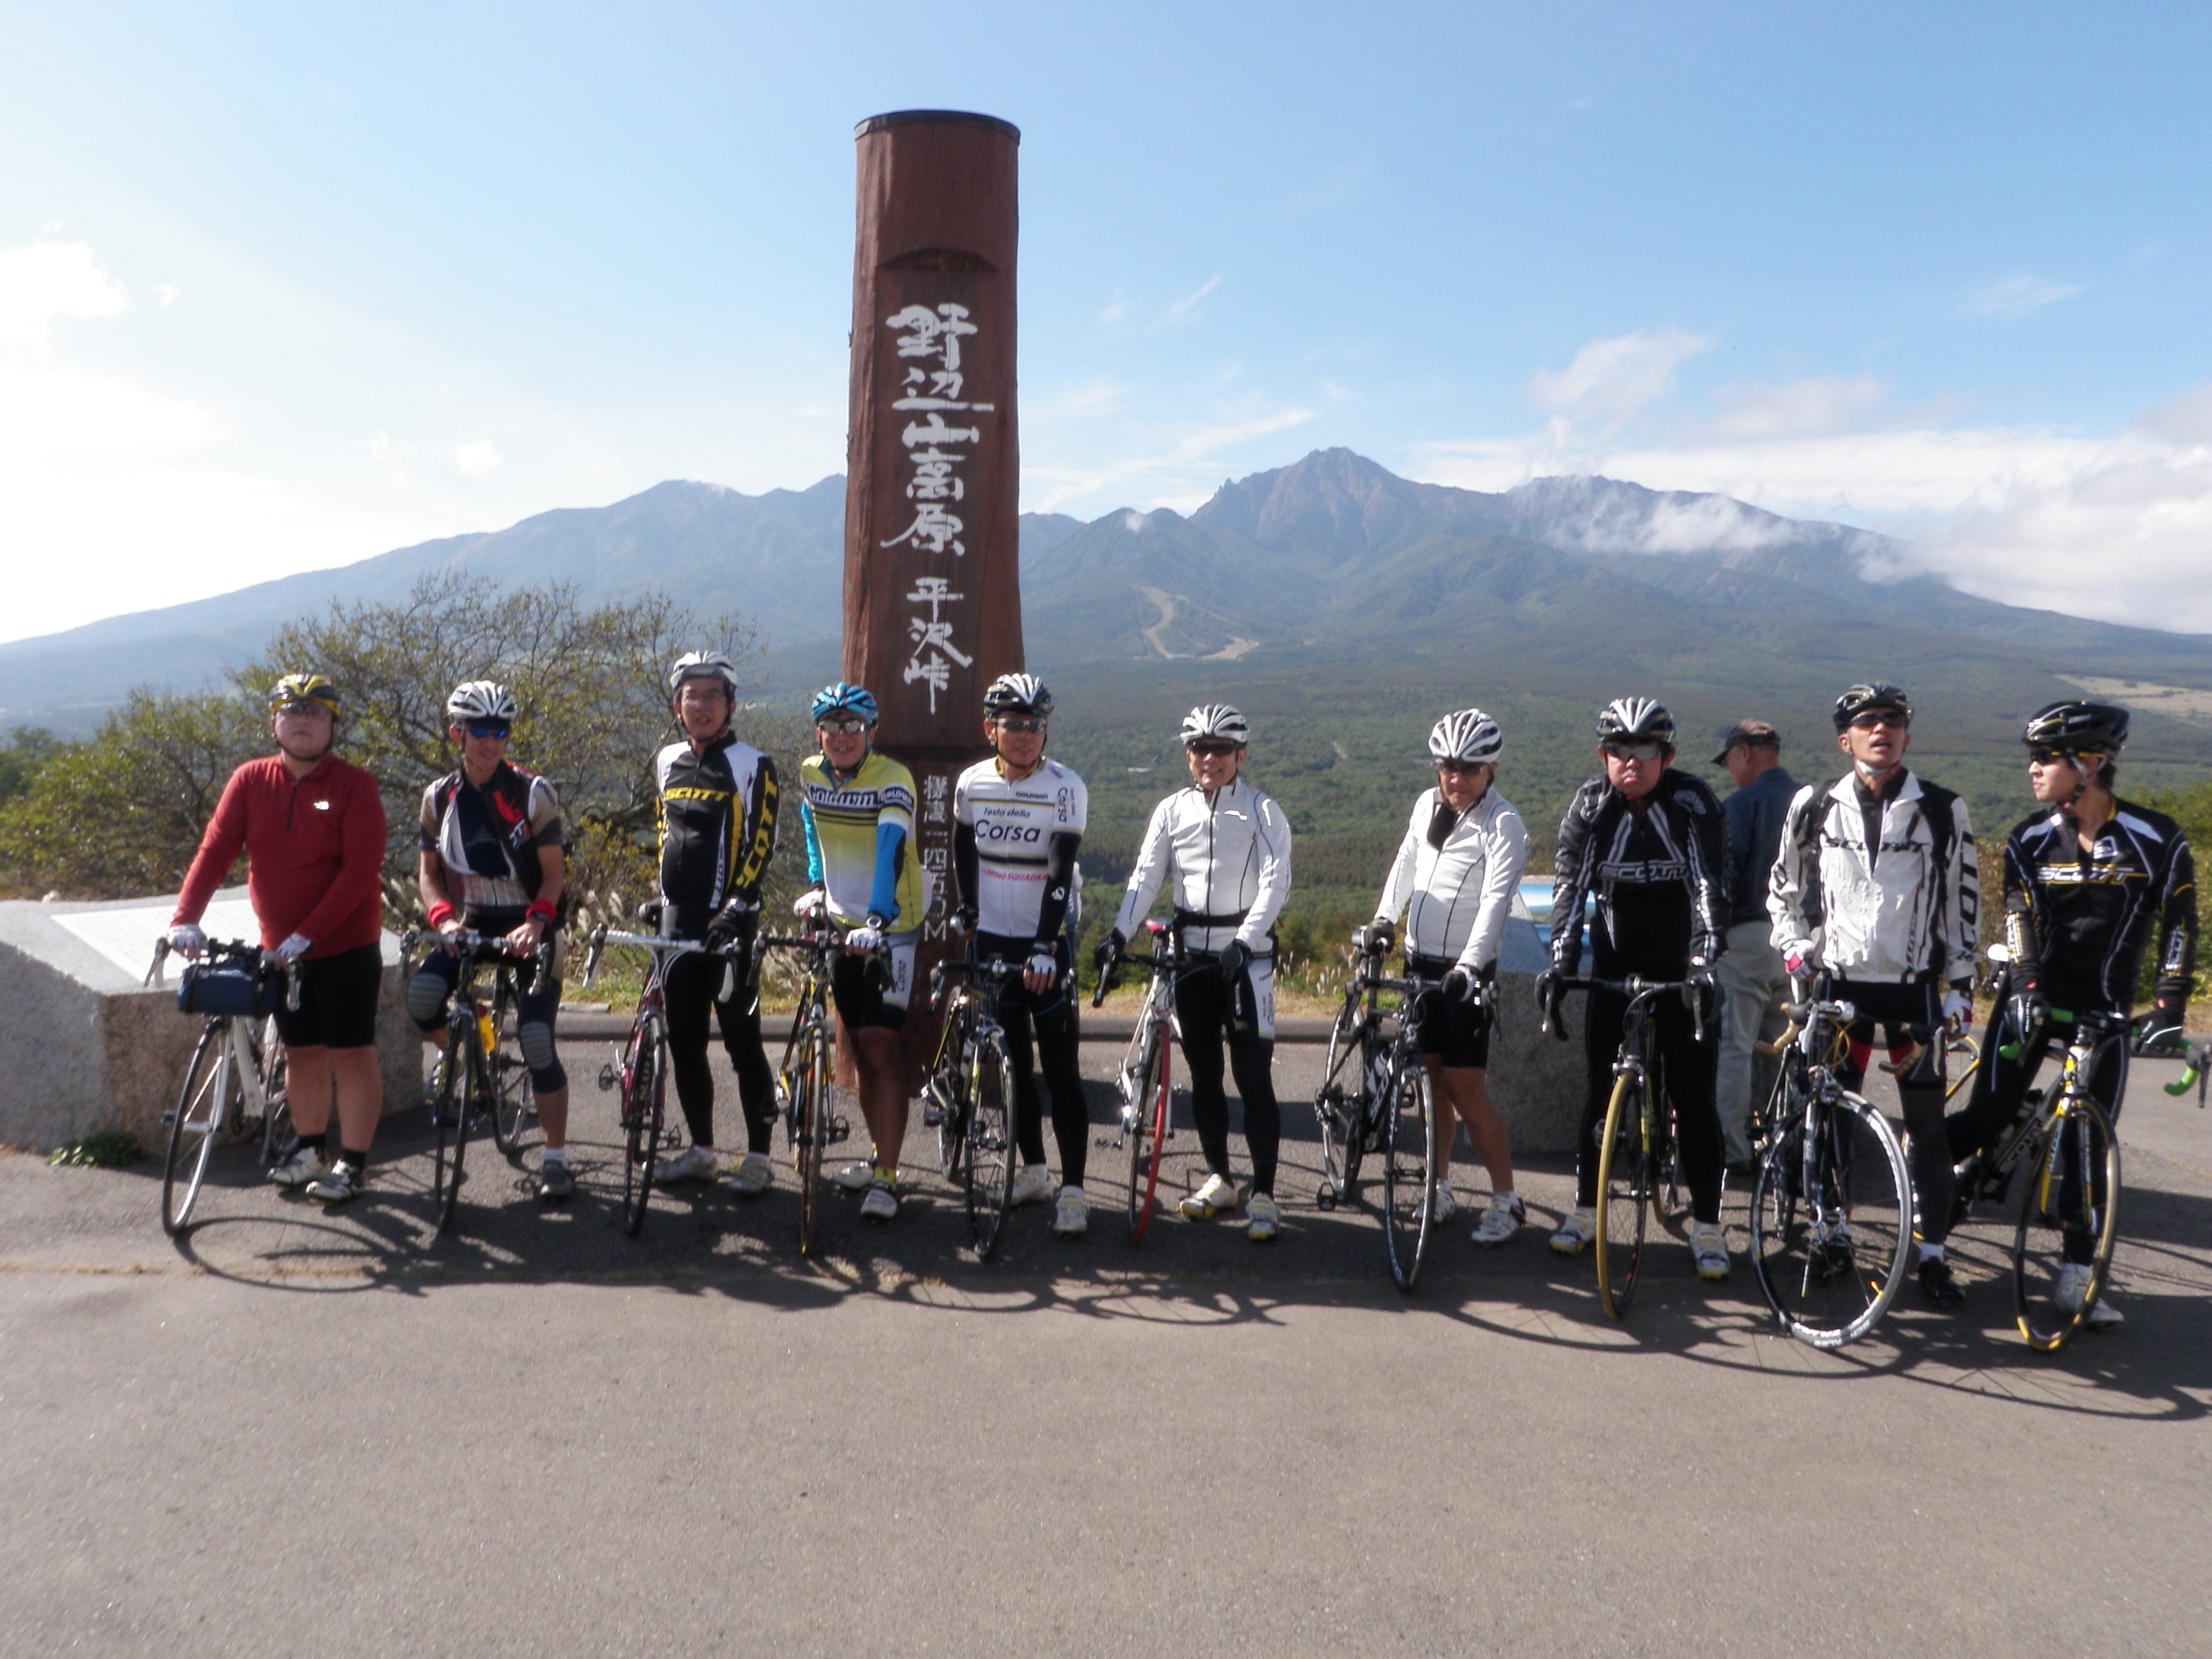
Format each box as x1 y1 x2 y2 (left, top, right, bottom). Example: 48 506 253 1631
164 659 2196 1327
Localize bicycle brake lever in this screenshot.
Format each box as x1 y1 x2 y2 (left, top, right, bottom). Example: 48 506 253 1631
144 937 169 988
285 963 303 1012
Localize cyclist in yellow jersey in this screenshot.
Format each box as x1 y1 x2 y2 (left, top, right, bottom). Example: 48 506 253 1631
795 682 921 1223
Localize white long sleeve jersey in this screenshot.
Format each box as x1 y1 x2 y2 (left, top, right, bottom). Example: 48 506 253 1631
1113 778 1293 954
1374 787 1530 974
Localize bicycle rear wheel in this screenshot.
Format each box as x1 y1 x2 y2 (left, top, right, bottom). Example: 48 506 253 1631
163 1022 231 1235
2013 1099 2120 1352
432 1024 478 1234
964 1034 1016 1258
490 983 534 1153
1127 1024 1170 1244
254 1014 291 1167
1594 1071 1651 1319
1751 1090 1913 1348
1313 993 1367 1205
620 1015 665 1239
929 1009 969 1184
794 1027 831 1255
1380 1062 1436 1291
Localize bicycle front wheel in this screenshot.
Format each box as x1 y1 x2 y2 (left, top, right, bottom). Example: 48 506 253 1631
794 1027 831 1255
1594 1071 1651 1320
490 1016 535 1153
163 1022 232 1235
621 1015 665 1239
1751 1090 1913 1349
432 1024 478 1234
1313 993 1366 1204
1381 1062 1436 1291
1127 1024 1170 1244
255 1014 291 1167
2013 1099 2121 1352
965 1036 1016 1258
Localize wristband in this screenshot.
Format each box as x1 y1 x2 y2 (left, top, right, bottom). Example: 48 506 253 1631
427 901 458 930
525 899 558 925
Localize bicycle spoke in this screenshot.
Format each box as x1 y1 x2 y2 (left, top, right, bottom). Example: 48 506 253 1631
1751 1091 1912 1348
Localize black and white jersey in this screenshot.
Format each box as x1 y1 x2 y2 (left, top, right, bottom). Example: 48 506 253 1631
1549 770 1728 976
654 734 779 936
2002 798 2196 1011
1114 777 1293 955
1769 769 1977 988
953 756 1087 942
1375 787 1530 974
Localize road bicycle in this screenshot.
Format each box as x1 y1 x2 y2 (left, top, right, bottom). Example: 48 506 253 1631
403 927 547 1235
147 937 295 1235
1546 973 1708 1320
1091 918 1199 1244
753 914 863 1255
1745 978 1916 1348
1953 990 2128 1352
584 919 735 1239
1310 931 1443 1290
921 954 1024 1258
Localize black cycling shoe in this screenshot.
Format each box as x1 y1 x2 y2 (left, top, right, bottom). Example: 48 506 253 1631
1917 1255 1966 1308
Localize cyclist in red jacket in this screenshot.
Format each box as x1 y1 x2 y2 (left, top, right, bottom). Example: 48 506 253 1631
170 674 387 1204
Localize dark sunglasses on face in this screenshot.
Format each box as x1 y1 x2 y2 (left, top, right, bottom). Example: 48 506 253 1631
1435 758 1487 775
993 716 1047 734
2029 746 2086 766
464 722 511 740
817 717 871 736
1602 740 1663 762
1188 741 1239 758
1849 712 1908 730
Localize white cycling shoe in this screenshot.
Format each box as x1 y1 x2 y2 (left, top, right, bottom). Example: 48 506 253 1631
1179 1172 1241 1220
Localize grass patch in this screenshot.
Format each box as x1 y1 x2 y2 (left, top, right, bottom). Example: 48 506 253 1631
47 1129 146 1168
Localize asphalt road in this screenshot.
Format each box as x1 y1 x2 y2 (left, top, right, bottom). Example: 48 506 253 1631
5 1032 2211 1658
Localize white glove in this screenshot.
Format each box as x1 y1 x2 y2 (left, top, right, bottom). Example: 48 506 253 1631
167 922 206 954
1942 989 1972 1033
273 933 313 964
845 922 884 955
793 888 826 917
1783 949 1815 980
1025 950 1059 983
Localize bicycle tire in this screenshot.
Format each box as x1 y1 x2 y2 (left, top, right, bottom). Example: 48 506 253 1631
162 1022 230 1235
794 1025 831 1255
1750 1089 1913 1349
1313 993 1367 1203
1128 1023 1170 1244
930 1005 970 1184
622 1014 665 1239
1594 1070 1651 1320
490 977 534 1152
965 1034 1017 1258
2013 1098 2121 1352
255 1014 291 1167
1380 1061 1436 1291
432 1023 477 1234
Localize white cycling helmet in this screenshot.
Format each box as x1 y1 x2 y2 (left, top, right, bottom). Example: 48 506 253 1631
983 672 1053 719
668 649 740 697
1180 703 1250 748
1596 695 1675 746
1429 708 1502 765
446 680 518 723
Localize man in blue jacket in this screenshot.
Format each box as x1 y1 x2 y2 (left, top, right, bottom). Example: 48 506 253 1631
1713 720 1796 1171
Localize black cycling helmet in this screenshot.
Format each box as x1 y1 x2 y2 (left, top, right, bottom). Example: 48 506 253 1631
1595 696 1675 746
1833 682 1912 731
982 672 1053 719
2023 700 2128 757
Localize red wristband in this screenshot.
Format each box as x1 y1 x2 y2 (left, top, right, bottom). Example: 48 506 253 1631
427 902 458 929
526 899 557 924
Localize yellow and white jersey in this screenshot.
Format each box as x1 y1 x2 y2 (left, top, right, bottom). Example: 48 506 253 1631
799 750 922 928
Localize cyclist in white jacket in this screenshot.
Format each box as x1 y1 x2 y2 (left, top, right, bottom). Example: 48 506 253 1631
1101 704 1293 1242
1367 709 1530 1245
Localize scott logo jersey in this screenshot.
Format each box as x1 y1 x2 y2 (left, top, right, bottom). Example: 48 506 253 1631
954 757 1087 939
655 735 779 925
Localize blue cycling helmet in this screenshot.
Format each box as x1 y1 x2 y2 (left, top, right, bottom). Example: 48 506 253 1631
809 682 880 725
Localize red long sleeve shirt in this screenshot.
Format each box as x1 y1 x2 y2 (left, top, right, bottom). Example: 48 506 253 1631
172 753 387 957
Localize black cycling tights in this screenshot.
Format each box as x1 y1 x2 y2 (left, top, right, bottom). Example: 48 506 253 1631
663 950 776 1155
1174 969 1281 1197
1576 982 1723 1224
1831 979 1955 1246
995 996 1090 1188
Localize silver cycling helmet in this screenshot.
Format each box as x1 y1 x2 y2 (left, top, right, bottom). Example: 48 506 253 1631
1596 695 1675 746
983 672 1053 719
1429 708 1503 765
1180 703 1250 748
668 649 740 697
446 680 518 724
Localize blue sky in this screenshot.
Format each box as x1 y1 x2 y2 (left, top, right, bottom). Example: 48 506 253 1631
4 3 2209 640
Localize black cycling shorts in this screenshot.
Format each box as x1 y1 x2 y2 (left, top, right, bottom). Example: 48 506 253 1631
830 931 917 1033
273 942 383 1050
1408 954 1492 1070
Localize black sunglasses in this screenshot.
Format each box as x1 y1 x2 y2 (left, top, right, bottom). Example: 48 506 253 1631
1188 741 1239 757
1601 740 1663 762
993 716 1047 734
1848 711 1908 730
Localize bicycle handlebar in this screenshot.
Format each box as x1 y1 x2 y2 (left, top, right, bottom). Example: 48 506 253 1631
1541 971 1709 1045
146 936 303 1010
928 954 1026 1013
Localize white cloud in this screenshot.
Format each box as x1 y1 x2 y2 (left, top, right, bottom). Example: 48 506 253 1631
455 439 502 475
0 241 130 347
1711 373 1889 440
1024 401 1318 514
152 284 179 308
1159 273 1224 328
1967 273 2086 320
1528 327 1714 427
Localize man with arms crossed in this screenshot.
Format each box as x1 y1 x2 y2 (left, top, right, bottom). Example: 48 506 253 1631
170 673 386 1204
1713 719 1797 1172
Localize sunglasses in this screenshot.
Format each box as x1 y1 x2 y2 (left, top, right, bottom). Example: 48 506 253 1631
993 716 1047 734
1187 741 1240 758
817 717 872 736
1849 712 1908 730
1434 758 1488 775
463 722 511 740
2029 746 2090 766
1601 740 1663 763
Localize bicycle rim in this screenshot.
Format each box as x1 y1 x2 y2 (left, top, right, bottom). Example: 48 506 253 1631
965 1036 1015 1258
432 1025 473 1233
1129 1030 1168 1245
491 984 534 1153
163 1024 230 1235
256 1014 291 1166
1751 1091 1912 1349
931 1012 968 1182
1381 1063 1436 1292
2013 1099 2121 1352
622 1019 663 1239
1594 1071 1650 1320
1313 994 1363 1202
796 1029 830 1255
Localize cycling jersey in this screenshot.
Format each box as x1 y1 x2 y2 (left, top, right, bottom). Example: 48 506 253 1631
1769 769 1977 988
2000 798 2196 1011
173 752 386 959
799 749 921 927
953 756 1086 942
1113 777 1293 954
1375 786 1529 974
418 761 563 916
655 734 779 934
1549 770 1727 976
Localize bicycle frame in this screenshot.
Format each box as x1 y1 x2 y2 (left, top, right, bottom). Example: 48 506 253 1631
148 938 297 1234
753 922 859 1253
1092 918 1191 1244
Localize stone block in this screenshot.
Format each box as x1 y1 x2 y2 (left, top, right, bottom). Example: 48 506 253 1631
0 890 420 1153
1481 913 1584 1156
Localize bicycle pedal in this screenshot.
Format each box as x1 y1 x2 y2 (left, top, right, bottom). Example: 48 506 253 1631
828 1119 851 1144
922 1104 945 1128
597 1064 618 1092
1315 1187 1338 1211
